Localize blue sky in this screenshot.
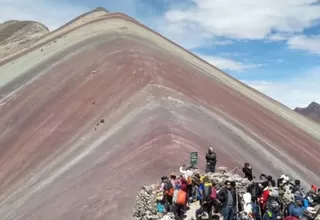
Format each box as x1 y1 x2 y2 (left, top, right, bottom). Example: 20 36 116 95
0 0 319 108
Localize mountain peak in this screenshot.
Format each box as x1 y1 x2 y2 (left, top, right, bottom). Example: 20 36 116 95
294 101 320 123
92 7 109 13
308 101 320 109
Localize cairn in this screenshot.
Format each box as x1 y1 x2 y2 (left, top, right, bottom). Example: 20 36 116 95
133 184 175 220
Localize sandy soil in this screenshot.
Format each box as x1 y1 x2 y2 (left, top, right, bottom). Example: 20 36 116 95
0 13 319 220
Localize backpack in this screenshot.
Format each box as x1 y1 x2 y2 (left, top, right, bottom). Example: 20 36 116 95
176 190 187 205
267 210 273 218
203 185 212 201
211 187 217 200
187 176 193 185
164 181 174 197
251 202 260 217
157 202 165 213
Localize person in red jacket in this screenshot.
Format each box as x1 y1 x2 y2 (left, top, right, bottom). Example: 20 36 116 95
259 183 271 216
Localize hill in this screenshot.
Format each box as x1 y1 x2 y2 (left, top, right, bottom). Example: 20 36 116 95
0 20 49 59
294 102 320 123
0 7 319 220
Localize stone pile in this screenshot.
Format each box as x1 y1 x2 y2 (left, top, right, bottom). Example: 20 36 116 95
133 184 175 220
199 166 251 195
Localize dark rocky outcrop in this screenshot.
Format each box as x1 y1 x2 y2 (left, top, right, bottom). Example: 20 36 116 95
294 102 320 123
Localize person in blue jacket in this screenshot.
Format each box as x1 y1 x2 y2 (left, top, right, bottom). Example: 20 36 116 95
288 195 304 218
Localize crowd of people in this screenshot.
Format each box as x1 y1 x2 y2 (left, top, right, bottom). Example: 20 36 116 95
156 147 320 220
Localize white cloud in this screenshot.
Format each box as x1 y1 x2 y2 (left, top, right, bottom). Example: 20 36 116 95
268 33 291 41
245 66 320 109
287 35 320 54
0 0 89 30
201 55 260 72
160 0 320 48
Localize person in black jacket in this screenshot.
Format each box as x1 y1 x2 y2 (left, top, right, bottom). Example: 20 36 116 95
242 162 253 181
218 180 237 220
205 147 216 173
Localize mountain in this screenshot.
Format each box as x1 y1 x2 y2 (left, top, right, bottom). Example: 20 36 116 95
0 20 49 59
0 7 320 220
294 102 320 123
0 7 109 63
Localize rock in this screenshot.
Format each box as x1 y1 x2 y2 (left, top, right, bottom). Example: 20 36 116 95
133 184 165 220
160 213 175 220
203 167 251 195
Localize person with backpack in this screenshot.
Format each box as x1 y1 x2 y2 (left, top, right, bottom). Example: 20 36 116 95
205 147 217 173
211 182 219 214
202 176 214 220
162 176 174 213
218 180 237 220
263 200 280 220
173 184 187 220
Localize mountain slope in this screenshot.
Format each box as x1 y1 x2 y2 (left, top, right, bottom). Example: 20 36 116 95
0 20 49 59
0 10 320 220
295 102 320 123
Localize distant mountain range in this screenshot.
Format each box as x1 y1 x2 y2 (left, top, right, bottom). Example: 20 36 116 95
294 102 320 123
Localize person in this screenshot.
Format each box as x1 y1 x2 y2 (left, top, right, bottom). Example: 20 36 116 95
301 207 317 220
243 162 253 181
173 183 187 220
218 180 237 220
288 195 304 218
197 176 205 207
247 182 263 204
170 173 177 189
205 147 217 173
263 200 280 220
202 176 214 220
180 164 194 205
292 180 304 197
243 192 254 219
312 188 320 205
211 182 219 214
162 176 174 213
